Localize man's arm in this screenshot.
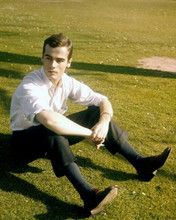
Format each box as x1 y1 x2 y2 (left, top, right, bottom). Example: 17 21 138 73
35 110 92 137
91 98 113 148
99 98 113 121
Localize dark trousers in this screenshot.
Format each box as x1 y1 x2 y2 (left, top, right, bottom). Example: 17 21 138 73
11 107 128 177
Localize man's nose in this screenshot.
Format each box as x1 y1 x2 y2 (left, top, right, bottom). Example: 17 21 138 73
51 59 57 68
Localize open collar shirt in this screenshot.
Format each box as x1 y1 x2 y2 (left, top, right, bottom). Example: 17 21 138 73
10 67 107 131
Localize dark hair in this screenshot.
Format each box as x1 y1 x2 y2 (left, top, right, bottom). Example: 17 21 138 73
42 33 73 60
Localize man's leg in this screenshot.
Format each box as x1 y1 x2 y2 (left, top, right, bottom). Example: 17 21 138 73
11 125 117 215
10 125 48 161
116 141 171 181
30 125 118 215
68 106 171 181
63 161 118 215
104 117 171 181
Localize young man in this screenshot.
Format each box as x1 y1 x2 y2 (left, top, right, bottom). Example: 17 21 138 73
10 33 171 215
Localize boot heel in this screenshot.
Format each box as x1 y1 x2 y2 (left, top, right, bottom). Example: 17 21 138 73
137 170 157 181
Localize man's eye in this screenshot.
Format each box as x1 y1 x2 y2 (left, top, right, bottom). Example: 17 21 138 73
56 59 64 63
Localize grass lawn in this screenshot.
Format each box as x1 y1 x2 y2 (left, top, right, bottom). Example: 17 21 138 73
0 0 176 219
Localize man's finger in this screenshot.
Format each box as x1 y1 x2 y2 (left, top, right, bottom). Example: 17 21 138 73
96 143 105 149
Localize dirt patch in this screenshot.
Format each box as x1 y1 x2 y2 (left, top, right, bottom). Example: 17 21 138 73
137 57 176 74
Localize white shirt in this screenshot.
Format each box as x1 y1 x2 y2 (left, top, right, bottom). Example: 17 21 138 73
10 67 107 131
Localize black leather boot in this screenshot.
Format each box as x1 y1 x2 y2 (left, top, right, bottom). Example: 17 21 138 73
136 147 171 181
83 185 118 215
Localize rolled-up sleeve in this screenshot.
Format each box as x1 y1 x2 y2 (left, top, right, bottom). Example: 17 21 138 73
67 76 107 106
10 82 49 130
20 83 48 124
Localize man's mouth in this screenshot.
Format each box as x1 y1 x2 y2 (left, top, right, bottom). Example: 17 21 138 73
48 70 57 74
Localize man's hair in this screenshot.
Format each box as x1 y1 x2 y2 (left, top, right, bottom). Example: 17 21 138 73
42 33 73 60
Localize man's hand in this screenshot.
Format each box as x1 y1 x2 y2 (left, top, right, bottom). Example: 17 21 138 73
86 136 102 149
91 120 109 149
86 98 113 149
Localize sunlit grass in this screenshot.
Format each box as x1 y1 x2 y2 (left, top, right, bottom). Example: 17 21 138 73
0 0 176 219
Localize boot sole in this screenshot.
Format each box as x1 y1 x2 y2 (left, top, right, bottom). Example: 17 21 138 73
90 186 118 215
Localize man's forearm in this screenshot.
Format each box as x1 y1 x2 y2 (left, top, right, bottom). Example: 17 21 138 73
35 110 92 137
99 99 113 122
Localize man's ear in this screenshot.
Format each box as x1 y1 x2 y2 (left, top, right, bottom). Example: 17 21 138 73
67 58 72 68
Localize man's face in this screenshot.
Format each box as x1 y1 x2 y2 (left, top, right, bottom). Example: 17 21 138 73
42 44 72 86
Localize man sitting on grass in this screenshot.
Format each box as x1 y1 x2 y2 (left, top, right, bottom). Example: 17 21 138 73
9 33 171 215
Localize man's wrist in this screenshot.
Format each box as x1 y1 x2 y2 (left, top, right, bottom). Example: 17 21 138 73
85 129 93 137
100 112 112 120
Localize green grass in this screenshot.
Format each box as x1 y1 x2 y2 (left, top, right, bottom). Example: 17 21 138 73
0 0 176 219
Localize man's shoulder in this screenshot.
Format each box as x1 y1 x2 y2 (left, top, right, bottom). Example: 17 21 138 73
62 72 80 83
62 72 70 80
62 72 74 84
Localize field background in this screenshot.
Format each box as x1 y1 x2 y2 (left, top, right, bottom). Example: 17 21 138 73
0 0 176 219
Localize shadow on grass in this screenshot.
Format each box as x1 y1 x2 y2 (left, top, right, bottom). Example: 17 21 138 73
1 51 175 113
77 155 136 181
71 62 176 79
0 51 176 79
0 133 174 218
0 68 25 79
0 51 41 66
0 134 89 219
0 88 11 114
0 172 86 219
158 169 176 182
77 153 175 182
